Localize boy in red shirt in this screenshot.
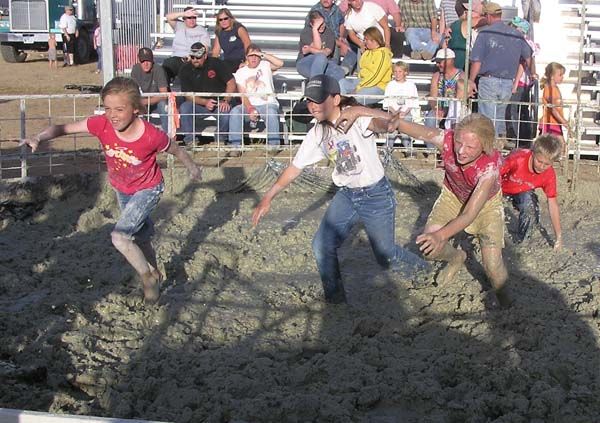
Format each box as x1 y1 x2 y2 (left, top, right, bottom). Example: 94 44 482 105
501 134 562 250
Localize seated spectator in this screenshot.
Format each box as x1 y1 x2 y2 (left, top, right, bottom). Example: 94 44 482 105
131 48 169 133
339 27 392 105
425 48 463 128
230 45 284 147
211 8 251 74
162 6 211 83
344 0 390 51
383 61 420 148
297 11 346 81
339 0 405 58
177 42 236 144
447 1 482 71
398 0 440 60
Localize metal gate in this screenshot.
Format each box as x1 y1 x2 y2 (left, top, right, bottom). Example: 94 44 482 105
111 0 156 72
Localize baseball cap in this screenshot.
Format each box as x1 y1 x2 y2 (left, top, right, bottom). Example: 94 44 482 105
483 2 502 15
189 42 207 58
511 16 530 34
138 47 154 63
65 5 74 10
434 48 456 61
303 74 340 103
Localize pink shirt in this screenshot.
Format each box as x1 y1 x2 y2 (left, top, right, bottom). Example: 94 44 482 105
339 0 400 14
441 130 502 203
87 115 170 194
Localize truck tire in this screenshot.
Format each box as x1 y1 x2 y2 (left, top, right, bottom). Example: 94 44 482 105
75 29 91 64
0 44 27 63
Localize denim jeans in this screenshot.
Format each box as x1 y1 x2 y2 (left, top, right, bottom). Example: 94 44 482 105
296 53 345 81
340 48 358 75
96 46 102 71
509 190 539 242
338 79 384 105
312 177 429 303
229 103 281 145
405 28 440 56
179 100 230 143
114 182 164 242
146 100 169 134
477 76 514 137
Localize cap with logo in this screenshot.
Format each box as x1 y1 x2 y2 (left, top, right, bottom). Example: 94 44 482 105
189 42 207 58
138 47 154 63
303 74 340 104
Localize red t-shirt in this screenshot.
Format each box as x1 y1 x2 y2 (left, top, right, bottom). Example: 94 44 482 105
441 130 502 203
501 149 557 198
87 115 170 194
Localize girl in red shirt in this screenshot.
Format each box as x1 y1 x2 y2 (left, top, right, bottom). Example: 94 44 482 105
21 77 202 304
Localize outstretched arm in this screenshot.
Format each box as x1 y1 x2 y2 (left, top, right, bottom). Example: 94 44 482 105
547 197 562 250
20 119 90 152
252 165 303 226
165 141 202 180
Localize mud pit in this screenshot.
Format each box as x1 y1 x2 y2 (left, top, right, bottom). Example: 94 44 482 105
1 166 600 423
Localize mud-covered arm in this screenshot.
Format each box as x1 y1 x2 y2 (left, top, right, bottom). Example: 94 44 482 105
389 115 445 150
165 141 202 180
252 165 303 226
20 119 90 152
547 197 562 249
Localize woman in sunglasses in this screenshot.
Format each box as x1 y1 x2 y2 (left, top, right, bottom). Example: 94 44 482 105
212 8 252 73
163 6 211 83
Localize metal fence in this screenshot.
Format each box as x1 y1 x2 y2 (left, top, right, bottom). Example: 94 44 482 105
0 91 597 182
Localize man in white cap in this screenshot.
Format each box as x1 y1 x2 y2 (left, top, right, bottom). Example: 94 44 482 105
425 48 464 129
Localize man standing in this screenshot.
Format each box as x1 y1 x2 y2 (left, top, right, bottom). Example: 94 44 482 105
131 48 169 133
469 2 532 141
398 0 440 60
177 42 236 144
59 5 78 66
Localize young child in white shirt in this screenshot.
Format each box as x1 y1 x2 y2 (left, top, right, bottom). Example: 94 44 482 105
382 61 420 148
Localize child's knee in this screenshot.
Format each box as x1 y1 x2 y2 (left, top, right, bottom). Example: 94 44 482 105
111 231 131 250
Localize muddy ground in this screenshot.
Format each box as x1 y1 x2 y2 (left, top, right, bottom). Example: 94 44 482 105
1 165 599 423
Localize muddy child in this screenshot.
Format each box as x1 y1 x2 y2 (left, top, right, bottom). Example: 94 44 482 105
501 134 563 250
252 74 428 304
20 77 202 303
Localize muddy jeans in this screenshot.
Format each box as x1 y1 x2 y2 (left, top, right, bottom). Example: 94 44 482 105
311 177 429 303
509 190 539 242
114 182 164 241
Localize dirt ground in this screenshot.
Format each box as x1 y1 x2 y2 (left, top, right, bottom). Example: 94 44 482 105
1 164 600 423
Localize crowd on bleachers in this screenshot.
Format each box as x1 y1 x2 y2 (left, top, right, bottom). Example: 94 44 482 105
131 0 562 150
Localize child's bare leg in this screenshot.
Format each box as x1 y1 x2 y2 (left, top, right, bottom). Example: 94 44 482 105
111 231 160 303
423 224 466 285
481 246 510 306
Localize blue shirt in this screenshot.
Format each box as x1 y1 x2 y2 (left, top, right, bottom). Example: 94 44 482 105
470 21 532 80
308 2 345 38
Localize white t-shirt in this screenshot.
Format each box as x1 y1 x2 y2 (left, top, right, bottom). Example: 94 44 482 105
59 14 77 34
172 21 211 58
344 2 386 41
383 79 420 120
292 116 384 188
444 99 469 130
234 60 277 106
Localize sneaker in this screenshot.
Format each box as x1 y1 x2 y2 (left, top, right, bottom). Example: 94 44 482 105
421 51 434 60
410 50 422 60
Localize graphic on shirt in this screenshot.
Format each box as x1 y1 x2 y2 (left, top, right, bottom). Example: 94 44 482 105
104 144 142 171
244 69 268 101
323 135 362 175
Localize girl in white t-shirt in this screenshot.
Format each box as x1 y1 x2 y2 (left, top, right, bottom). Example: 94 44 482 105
252 74 428 304
383 61 421 148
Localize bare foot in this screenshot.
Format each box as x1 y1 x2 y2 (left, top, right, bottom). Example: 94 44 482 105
141 269 162 304
437 249 467 286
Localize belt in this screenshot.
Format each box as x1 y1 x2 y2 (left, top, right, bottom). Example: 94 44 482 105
481 74 512 80
342 177 386 192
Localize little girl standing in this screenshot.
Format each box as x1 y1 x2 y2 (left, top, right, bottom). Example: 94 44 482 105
540 62 570 158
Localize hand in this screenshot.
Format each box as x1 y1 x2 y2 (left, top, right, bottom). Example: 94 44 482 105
416 231 446 257
189 165 203 181
205 98 217 111
183 8 199 18
252 198 271 226
338 40 350 56
249 109 259 121
311 16 324 29
219 100 231 113
553 236 563 252
301 45 311 55
395 24 405 32
335 107 362 133
65 34 70 41
469 79 478 94
531 73 539 80
19 136 41 152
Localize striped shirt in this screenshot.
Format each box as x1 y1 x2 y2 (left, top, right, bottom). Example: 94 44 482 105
398 0 437 29
440 0 459 26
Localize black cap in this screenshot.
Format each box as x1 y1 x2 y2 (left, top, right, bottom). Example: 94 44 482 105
304 74 340 104
138 47 154 62
189 42 207 57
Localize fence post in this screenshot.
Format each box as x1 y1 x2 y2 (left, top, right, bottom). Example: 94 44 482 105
571 0 587 192
20 99 28 180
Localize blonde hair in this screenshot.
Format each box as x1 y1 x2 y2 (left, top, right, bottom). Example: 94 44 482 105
454 113 496 155
101 77 142 111
532 134 562 161
215 8 238 33
363 27 385 48
393 61 409 73
540 62 566 89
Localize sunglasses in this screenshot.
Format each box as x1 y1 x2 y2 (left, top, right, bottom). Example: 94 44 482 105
183 16 197 20
246 53 261 58
218 16 230 22
190 54 204 59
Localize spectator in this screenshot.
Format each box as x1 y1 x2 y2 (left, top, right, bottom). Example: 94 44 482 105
540 62 569 158
383 61 420 148
230 45 284 147
447 1 482 71
131 48 170 133
344 0 390 51
507 16 539 143
177 42 236 144
425 48 463 129
162 6 211 83
339 27 392 105
439 0 460 36
339 0 405 58
309 0 356 69
297 11 346 81
48 33 58 69
211 8 251 73
93 22 101 74
469 1 532 140
398 0 440 60
59 5 78 66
